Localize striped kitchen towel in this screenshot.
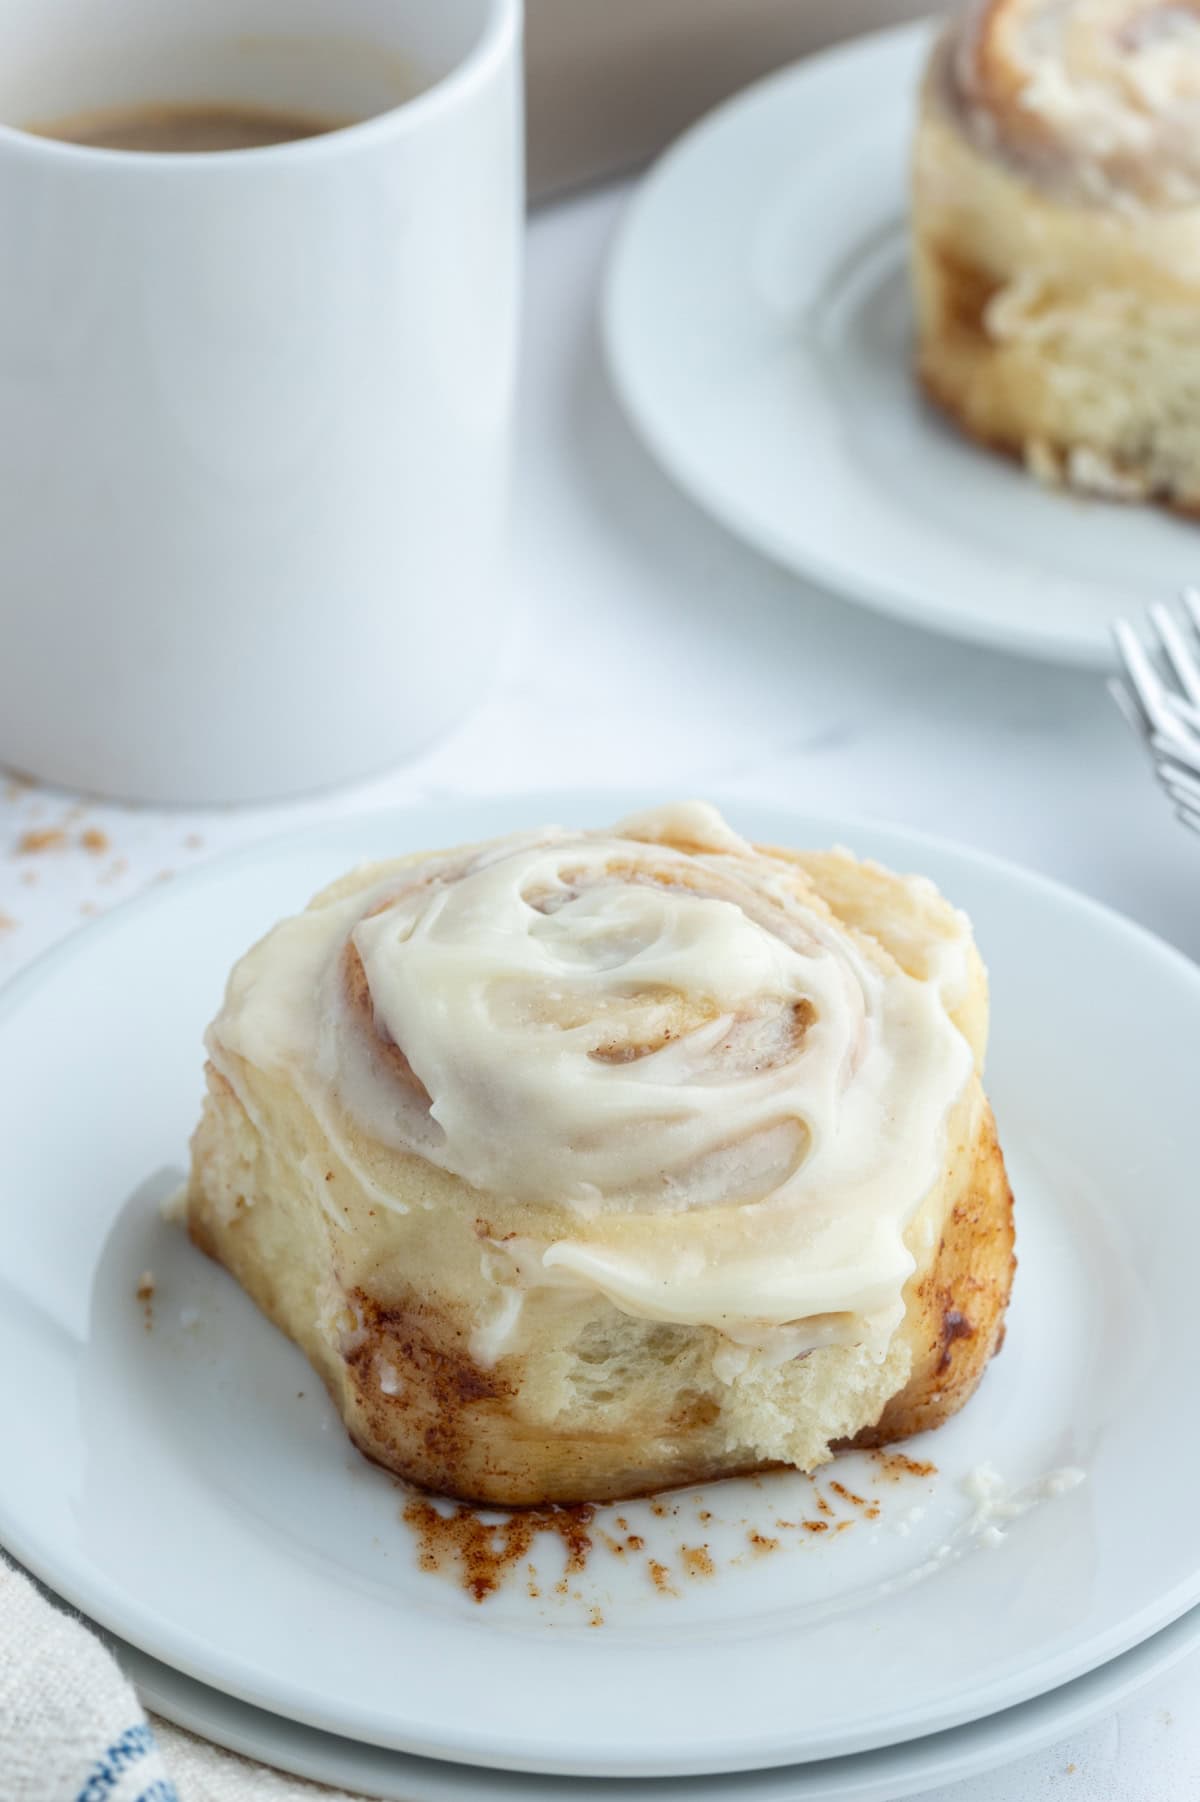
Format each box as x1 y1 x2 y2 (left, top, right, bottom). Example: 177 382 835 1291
0 1558 365 1801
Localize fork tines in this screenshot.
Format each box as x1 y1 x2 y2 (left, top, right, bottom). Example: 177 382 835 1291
1112 590 1200 837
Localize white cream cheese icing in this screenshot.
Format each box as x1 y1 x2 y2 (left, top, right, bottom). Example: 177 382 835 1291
207 803 976 1364
954 0 1200 208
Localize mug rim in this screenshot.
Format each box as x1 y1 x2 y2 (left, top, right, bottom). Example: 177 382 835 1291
0 0 519 169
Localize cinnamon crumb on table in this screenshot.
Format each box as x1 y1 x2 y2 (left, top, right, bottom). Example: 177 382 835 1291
16 827 67 853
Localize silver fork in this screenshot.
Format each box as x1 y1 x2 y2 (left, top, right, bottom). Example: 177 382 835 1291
1111 589 1200 838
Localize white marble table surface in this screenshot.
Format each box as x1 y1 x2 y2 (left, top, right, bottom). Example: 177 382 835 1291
2 184 1197 1800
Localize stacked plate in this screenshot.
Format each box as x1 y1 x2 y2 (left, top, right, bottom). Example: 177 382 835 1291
1 792 1199 1799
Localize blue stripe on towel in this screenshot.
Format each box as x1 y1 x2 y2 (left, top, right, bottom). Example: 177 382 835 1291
74 1724 178 1802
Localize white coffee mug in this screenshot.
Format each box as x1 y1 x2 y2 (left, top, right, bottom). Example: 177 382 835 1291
0 0 521 804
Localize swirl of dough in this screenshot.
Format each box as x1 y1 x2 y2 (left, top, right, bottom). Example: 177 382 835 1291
209 803 976 1359
951 0 1200 207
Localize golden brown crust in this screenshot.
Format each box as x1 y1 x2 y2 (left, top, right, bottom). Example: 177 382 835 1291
850 1104 1015 1447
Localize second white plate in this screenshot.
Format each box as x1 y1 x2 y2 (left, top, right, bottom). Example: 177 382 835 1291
604 23 1200 668
125 1604 1200 1802
1 794 1199 1776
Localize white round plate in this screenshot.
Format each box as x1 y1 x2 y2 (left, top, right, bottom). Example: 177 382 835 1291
604 23 1200 669
1 793 1198 1778
123 1603 1200 1802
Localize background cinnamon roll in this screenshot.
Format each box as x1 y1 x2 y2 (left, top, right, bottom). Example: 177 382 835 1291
186 803 1014 1506
913 0 1200 508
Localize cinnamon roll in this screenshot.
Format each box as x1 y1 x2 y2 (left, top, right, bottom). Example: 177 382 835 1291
913 0 1200 508
185 803 1014 1505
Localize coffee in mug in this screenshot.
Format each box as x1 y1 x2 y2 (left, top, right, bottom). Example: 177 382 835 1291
29 101 348 153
